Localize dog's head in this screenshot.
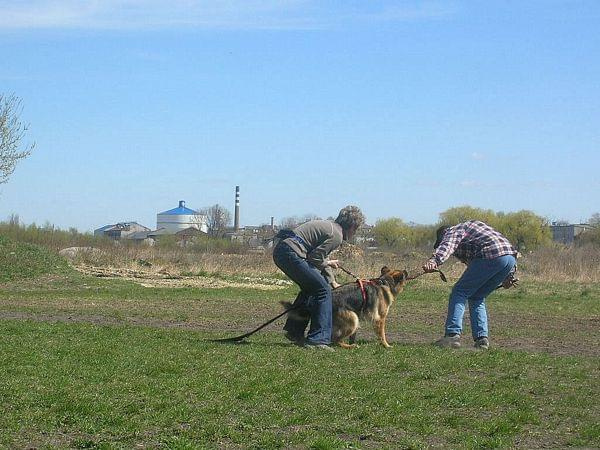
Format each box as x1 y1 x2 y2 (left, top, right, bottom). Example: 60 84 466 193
380 266 409 295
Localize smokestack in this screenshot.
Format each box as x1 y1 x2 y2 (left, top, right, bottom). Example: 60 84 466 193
234 186 240 231
271 216 274 230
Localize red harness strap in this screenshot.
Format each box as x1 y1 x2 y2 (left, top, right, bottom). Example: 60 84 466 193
356 279 378 307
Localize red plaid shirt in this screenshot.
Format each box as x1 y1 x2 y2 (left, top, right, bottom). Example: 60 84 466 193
429 221 517 277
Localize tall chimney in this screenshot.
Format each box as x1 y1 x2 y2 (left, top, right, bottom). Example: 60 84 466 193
234 186 240 231
270 216 274 230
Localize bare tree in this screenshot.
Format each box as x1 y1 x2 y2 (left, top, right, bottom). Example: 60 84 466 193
280 214 321 229
280 216 301 229
201 204 232 237
8 213 20 226
1 94 35 185
589 213 600 226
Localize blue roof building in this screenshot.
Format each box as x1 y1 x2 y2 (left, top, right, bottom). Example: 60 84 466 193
158 200 199 216
156 200 208 234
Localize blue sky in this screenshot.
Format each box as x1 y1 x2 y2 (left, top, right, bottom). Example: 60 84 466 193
1 0 599 232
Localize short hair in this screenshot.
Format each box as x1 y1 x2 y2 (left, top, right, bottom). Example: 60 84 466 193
335 205 365 231
434 225 451 249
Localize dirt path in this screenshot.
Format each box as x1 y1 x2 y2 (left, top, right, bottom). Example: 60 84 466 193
74 264 291 290
2 308 597 358
3 264 597 357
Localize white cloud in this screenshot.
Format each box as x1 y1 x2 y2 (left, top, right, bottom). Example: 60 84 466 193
0 0 457 31
460 180 480 188
470 151 485 160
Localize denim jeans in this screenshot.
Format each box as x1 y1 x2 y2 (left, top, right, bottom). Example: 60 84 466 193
445 255 516 339
273 242 332 345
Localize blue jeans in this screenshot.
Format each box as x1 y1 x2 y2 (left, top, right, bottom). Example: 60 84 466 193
273 242 332 345
445 255 516 339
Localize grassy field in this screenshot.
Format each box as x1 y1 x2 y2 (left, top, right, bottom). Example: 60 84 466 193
1 277 598 448
0 238 599 448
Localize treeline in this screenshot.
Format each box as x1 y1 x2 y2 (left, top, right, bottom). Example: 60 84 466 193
0 216 249 254
3 207 599 256
0 216 103 250
371 206 598 252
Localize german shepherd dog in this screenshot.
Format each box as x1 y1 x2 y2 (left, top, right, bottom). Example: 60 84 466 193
282 267 408 348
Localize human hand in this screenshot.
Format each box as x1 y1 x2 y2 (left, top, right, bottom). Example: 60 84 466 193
328 259 340 269
502 277 519 289
422 260 437 273
331 281 341 289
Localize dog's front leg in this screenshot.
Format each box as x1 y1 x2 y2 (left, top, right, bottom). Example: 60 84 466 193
337 341 359 349
374 318 392 348
348 332 357 345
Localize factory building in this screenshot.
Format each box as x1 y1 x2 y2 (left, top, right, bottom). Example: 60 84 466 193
94 222 150 240
156 200 208 234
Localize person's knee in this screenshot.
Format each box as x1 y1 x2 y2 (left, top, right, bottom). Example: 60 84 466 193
315 286 331 302
311 278 331 296
450 286 469 300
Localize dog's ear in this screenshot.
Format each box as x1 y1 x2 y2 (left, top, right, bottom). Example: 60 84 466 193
381 266 390 275
392 270 408 282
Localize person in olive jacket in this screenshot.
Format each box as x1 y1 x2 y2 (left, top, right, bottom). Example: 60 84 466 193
273 205 365 350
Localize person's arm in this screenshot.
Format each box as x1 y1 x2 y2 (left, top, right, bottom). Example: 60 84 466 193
293 221 343 286
307 236 341 271
423 224 467 271
321 266 340 287
305 222 343 271
306 224 343 286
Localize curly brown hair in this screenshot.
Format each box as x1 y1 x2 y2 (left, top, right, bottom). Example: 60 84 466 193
335 205 365 231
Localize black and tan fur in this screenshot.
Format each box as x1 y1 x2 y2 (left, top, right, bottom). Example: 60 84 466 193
282 266 408 349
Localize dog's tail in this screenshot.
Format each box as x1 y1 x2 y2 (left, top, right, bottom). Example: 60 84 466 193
279 301 310 320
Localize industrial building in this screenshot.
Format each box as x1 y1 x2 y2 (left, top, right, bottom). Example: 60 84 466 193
93 222 150 240
156 200 208 234
94 190 278 248
94 200 208 244
550 223 596 245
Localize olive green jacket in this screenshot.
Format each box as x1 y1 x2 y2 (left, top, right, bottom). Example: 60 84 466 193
282 220 343 285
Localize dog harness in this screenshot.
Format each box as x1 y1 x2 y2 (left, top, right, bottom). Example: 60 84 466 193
356 278 383 308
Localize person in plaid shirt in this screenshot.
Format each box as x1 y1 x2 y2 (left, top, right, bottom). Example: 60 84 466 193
422 220 518 349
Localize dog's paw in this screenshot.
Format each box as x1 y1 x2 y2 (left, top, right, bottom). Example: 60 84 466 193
337 342 359 349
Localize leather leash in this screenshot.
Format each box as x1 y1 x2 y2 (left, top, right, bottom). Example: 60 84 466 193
337 264 362 280
210 302 304 343
406 268 448 283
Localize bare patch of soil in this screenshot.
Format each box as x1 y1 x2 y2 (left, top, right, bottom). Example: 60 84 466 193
0 311 243 332
73 264 291 290
2 265 598 358
384 309 600 357
2 307 598 357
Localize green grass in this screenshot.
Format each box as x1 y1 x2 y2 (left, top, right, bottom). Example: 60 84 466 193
0 264 598 448
0 235 72 282
0 321 597 449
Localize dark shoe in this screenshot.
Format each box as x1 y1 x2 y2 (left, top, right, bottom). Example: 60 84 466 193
284 332 304 346
303 343 335 352
434 335 461 349
474 337 490 350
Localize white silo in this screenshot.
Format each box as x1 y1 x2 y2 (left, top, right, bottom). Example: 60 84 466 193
156 201 208 234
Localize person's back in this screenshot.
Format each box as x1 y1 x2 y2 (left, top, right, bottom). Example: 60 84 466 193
433 220 517 266
423 220 518 350
293 220 340 250
272 206 365 350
